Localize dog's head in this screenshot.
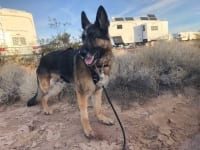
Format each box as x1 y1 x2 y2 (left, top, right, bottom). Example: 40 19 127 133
80 5 112 66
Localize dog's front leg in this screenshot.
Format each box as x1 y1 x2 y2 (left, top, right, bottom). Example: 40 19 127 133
93 88 114 125
76 90 95 138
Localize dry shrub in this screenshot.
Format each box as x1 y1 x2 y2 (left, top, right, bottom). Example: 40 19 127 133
192 39 200 48
0 64 23 104
109 41 200 103
0 63 37 105
18 67 37 101
0 41 199 105
0 55 39 67
0 62 75 105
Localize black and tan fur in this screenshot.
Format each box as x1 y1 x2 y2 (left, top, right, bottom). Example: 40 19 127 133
27 6 113 138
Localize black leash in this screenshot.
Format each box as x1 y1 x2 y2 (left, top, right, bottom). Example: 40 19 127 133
102 86 126 150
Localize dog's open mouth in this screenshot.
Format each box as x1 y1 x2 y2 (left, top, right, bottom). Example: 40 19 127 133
84 55 95 66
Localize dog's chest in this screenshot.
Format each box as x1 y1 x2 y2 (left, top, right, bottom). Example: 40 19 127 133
96 72 109 87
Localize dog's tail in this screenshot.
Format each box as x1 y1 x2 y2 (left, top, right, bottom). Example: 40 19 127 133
27 93 38 106
27 76 40 107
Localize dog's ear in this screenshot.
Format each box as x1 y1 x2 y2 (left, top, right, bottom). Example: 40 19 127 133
81 11 91 29
95 5 109 32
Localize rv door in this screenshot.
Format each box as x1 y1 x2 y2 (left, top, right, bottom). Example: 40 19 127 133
142 25 147 41
134 25 143 43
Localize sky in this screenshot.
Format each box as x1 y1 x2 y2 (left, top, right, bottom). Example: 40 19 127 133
0 0 199 40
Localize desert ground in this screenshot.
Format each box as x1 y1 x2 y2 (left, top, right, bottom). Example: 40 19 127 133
0 87 200 150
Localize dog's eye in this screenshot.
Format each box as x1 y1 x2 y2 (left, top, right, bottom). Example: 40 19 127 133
96 65 102 68
96 64 109 68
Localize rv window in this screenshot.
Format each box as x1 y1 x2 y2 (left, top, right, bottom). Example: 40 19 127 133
12 37 19 45
12 37 27 45
151 26 158 31
20 37 26 45
117 25 123 29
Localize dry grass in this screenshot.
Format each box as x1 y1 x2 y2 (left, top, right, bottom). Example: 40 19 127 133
109 41 200 104
0 63 37 105
0 64 23 104
0 41 200 105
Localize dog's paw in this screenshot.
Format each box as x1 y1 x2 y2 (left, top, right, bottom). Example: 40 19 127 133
100 117 115 126
84 129 96 139
44 109 53 115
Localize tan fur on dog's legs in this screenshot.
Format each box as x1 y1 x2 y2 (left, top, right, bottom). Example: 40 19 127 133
41 95 52 115
38 75 52 115
76 91 95 138
38 74 65 115
93 88 114 125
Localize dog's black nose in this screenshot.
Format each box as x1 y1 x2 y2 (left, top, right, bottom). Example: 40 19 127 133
79 48 87 58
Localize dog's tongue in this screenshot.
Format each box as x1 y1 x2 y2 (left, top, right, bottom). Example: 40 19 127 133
84 55 94 65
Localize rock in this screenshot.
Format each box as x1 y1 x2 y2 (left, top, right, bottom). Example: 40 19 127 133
54 142 62 149
17 125 30 134
0 134 16 146
129 145 134 150
31 141 37 148
46 129 61 141
40 124 47 131
159 127 171 136
158 134 168 142
28 120 40 131
143 126 158 140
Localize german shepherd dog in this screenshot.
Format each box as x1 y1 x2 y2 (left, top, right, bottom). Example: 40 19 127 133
27 6 114 138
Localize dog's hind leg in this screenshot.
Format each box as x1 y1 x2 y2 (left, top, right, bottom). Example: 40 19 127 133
41 95 52 115
37 74 52 115
93 88 114 125
40 74 65 115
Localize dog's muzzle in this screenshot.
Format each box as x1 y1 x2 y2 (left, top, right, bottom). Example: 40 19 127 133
79 47 105 67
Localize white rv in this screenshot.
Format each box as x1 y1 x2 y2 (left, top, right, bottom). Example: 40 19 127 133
109 15 169 46
175 32 200 41
0 8 38 56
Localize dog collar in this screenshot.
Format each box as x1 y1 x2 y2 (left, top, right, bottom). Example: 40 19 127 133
88 66 100 84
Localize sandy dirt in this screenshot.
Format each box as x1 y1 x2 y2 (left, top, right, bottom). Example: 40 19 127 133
0 92 200 150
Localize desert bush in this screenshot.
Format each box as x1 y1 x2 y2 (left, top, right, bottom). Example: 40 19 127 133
0 64 23 104
0 41 199 105
0 62 76 105
0 54 39 67
0 63 37 105
192 40 200 49
109 41 200 103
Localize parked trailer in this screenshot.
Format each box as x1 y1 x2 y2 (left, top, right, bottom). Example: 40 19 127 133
175 32 200 41
0 8 38 56
109 15 169 46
